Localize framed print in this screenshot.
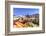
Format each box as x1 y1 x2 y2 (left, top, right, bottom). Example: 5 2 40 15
5 1 45 36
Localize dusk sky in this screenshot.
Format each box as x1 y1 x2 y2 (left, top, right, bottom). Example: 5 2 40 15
13 8 39 16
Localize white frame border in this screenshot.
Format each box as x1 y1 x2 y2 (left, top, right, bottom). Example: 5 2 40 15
10 5 42 32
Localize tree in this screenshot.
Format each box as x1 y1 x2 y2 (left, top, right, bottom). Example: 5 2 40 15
25 14 30 18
